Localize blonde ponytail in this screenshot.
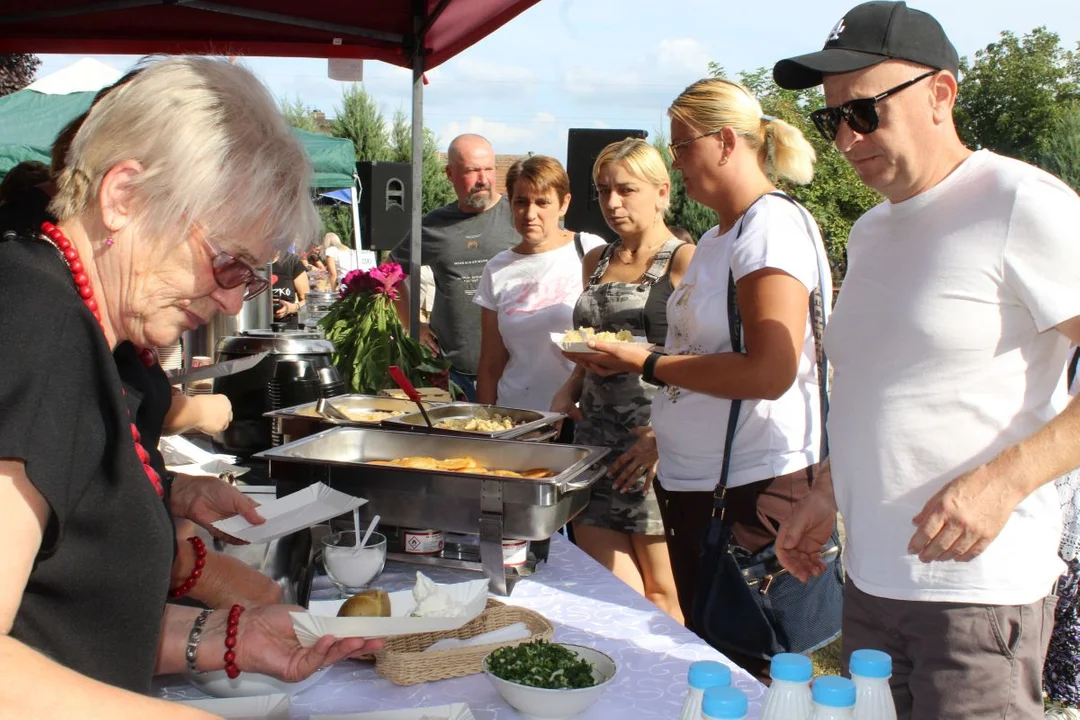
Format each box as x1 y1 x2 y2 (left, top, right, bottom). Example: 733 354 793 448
763 117 816 186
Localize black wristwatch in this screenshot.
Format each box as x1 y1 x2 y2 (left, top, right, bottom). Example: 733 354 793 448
642 351 667 387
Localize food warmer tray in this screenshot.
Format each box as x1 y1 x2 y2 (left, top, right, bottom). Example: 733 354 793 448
254 427 609 594
264 394 443 445
381 402 565 440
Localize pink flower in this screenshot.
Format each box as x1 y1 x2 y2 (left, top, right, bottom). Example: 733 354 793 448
340 269 371 298
368 262 405 300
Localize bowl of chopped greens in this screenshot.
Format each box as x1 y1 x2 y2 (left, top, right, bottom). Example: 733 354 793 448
482 640 617 718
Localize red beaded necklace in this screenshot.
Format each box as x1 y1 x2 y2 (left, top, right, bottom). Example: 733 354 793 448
40 221 165 499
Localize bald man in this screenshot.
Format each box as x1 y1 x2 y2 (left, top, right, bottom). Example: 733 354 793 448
391 134 520 399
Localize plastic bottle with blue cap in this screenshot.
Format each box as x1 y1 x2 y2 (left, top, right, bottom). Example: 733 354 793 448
849 649 897 720
761 653 814 720
809 676 857 720
679 661 732 720
701 686 749 720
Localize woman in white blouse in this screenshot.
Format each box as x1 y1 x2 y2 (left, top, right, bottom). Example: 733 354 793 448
567 78 832 676
474 156 606 410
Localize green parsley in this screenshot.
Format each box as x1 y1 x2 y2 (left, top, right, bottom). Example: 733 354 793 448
486 641 597 689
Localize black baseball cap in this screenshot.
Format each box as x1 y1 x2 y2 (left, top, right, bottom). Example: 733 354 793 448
773 1 959 90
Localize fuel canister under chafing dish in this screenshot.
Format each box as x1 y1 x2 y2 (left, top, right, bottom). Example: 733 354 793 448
403 528 444 555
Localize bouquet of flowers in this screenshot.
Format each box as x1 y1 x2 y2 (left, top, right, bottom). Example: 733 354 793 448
317 262 451 395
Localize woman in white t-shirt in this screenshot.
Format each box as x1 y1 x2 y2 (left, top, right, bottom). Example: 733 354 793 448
566 78 833 677
322 232 356 288
473 156 606 411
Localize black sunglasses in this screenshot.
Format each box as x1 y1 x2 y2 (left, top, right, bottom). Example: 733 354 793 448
810 70 938 142
200 235 270 300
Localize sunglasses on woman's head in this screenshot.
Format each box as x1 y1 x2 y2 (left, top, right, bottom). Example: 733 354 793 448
200 235 270 300
809 70 938 142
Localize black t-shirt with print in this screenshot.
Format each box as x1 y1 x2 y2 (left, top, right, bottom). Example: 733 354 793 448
270 252 307 323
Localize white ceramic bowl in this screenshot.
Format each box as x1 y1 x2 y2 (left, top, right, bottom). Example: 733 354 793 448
483 643 617 719
185 665 329 698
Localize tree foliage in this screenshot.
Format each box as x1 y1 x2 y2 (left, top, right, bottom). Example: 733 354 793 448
387 109 456 214
280 96 325 135
1039 103 1080 192
0 54 40 98
955 27 1080 163
331 85 391 163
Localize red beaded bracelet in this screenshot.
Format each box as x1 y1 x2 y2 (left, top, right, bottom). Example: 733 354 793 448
169 536 207 599
224 604 245 679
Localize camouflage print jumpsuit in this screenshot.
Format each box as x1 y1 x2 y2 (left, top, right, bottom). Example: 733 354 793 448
572 238 685 536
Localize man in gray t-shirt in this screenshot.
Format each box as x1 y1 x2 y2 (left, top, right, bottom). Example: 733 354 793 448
392 134 519 399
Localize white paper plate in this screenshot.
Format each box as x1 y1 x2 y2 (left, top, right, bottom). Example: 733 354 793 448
312 703 474 720
212 482 367 544
174 693 290 720
290 578 489 646
186 665 330 698
549 331 652 354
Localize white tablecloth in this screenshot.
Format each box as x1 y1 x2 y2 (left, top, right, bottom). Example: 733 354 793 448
157 533 765 718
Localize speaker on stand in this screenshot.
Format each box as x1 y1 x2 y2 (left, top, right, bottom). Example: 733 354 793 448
356 161 413 252
564 128 648 243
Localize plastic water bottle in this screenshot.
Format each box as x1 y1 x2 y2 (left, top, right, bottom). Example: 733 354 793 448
809 676 857 720
761 653 814 720
679 661 732 720
850 649 897 720
701 686 749 720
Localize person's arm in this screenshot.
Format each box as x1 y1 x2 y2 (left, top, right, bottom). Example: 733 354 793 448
667 241 696 289
326 255 338 289
394 276 440 354
162 394 232 436
292 269 310 308
0 459 215 719
170 520 281 608
475 308 508 405
908 316 1080 563
776 458 838 582
569 268 810 401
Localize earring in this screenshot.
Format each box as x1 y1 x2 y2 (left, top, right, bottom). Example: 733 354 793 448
105 236 115 246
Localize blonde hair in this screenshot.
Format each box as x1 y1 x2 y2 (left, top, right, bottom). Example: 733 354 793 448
592 138 672 211
669 78 816 186
51 56 317 252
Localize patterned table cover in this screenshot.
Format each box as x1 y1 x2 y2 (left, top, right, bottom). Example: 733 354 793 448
156 532 766 718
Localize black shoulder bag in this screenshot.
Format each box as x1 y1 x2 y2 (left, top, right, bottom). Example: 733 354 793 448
690 193 844 659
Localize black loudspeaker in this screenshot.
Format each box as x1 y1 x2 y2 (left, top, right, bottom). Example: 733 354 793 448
565 128 648 243
357 161 412 251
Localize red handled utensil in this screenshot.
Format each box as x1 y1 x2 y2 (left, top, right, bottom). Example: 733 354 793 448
388 365 434 428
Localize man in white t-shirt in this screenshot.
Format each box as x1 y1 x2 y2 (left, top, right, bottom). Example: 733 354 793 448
773 2 1080 717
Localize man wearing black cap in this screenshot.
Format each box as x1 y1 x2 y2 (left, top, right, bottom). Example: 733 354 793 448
771 2 1080 717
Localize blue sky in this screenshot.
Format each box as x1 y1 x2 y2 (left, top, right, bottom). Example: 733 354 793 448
36 0 1080 163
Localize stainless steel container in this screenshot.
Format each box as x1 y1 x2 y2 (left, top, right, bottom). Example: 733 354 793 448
255 427 608 593
264 394 443 444
383 403 565 440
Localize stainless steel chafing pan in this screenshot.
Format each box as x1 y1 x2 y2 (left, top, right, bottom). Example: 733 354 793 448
381 402 565 440
264 394 442 444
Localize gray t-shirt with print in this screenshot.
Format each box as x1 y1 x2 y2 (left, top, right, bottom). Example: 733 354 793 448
391 196 519 375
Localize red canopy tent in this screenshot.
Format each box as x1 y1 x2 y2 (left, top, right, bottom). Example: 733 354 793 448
0 0 540 331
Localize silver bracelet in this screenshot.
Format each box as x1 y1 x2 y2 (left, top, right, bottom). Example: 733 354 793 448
185 609 213 674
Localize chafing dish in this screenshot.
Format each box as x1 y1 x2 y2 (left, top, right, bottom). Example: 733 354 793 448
264 394 442 445
382 402 565 440
255 427 608 594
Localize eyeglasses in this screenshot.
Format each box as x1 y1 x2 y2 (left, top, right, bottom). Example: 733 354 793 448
809 70 938 142
668 130 723 161
200 234 269 300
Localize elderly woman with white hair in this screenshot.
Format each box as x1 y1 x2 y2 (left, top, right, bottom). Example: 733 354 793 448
0 57 380 716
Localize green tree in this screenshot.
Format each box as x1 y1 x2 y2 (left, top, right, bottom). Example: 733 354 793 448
651 131 718 241
955 27 1080 162
387 109 456 214
1039 102 1080 192
332 85 391 162
318 204 355 248
0 53 40 97
280 96 325 135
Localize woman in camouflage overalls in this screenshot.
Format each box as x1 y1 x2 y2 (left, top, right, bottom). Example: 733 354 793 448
551 138 692 622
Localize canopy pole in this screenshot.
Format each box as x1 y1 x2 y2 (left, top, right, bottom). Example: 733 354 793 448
407 7 425 340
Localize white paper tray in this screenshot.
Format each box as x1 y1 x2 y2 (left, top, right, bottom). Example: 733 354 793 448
174 693 289 719
549 331 652 354
312 703 474 720
290 578 489 646
212 482 367 544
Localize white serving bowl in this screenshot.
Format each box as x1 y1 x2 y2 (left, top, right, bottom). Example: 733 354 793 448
483 643 617 719
186 665 329 698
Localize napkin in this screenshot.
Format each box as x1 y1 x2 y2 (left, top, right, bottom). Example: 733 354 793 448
161 434 248 478
211 482 367 544
423 621 531 652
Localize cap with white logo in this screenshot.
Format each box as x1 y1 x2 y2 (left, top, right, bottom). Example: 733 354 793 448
773 1 959 90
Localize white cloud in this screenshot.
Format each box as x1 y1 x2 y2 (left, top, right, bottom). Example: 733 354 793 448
437 115 540 150
655 38 712 76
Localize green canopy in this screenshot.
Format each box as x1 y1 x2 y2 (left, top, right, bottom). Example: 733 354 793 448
0 89 356 189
